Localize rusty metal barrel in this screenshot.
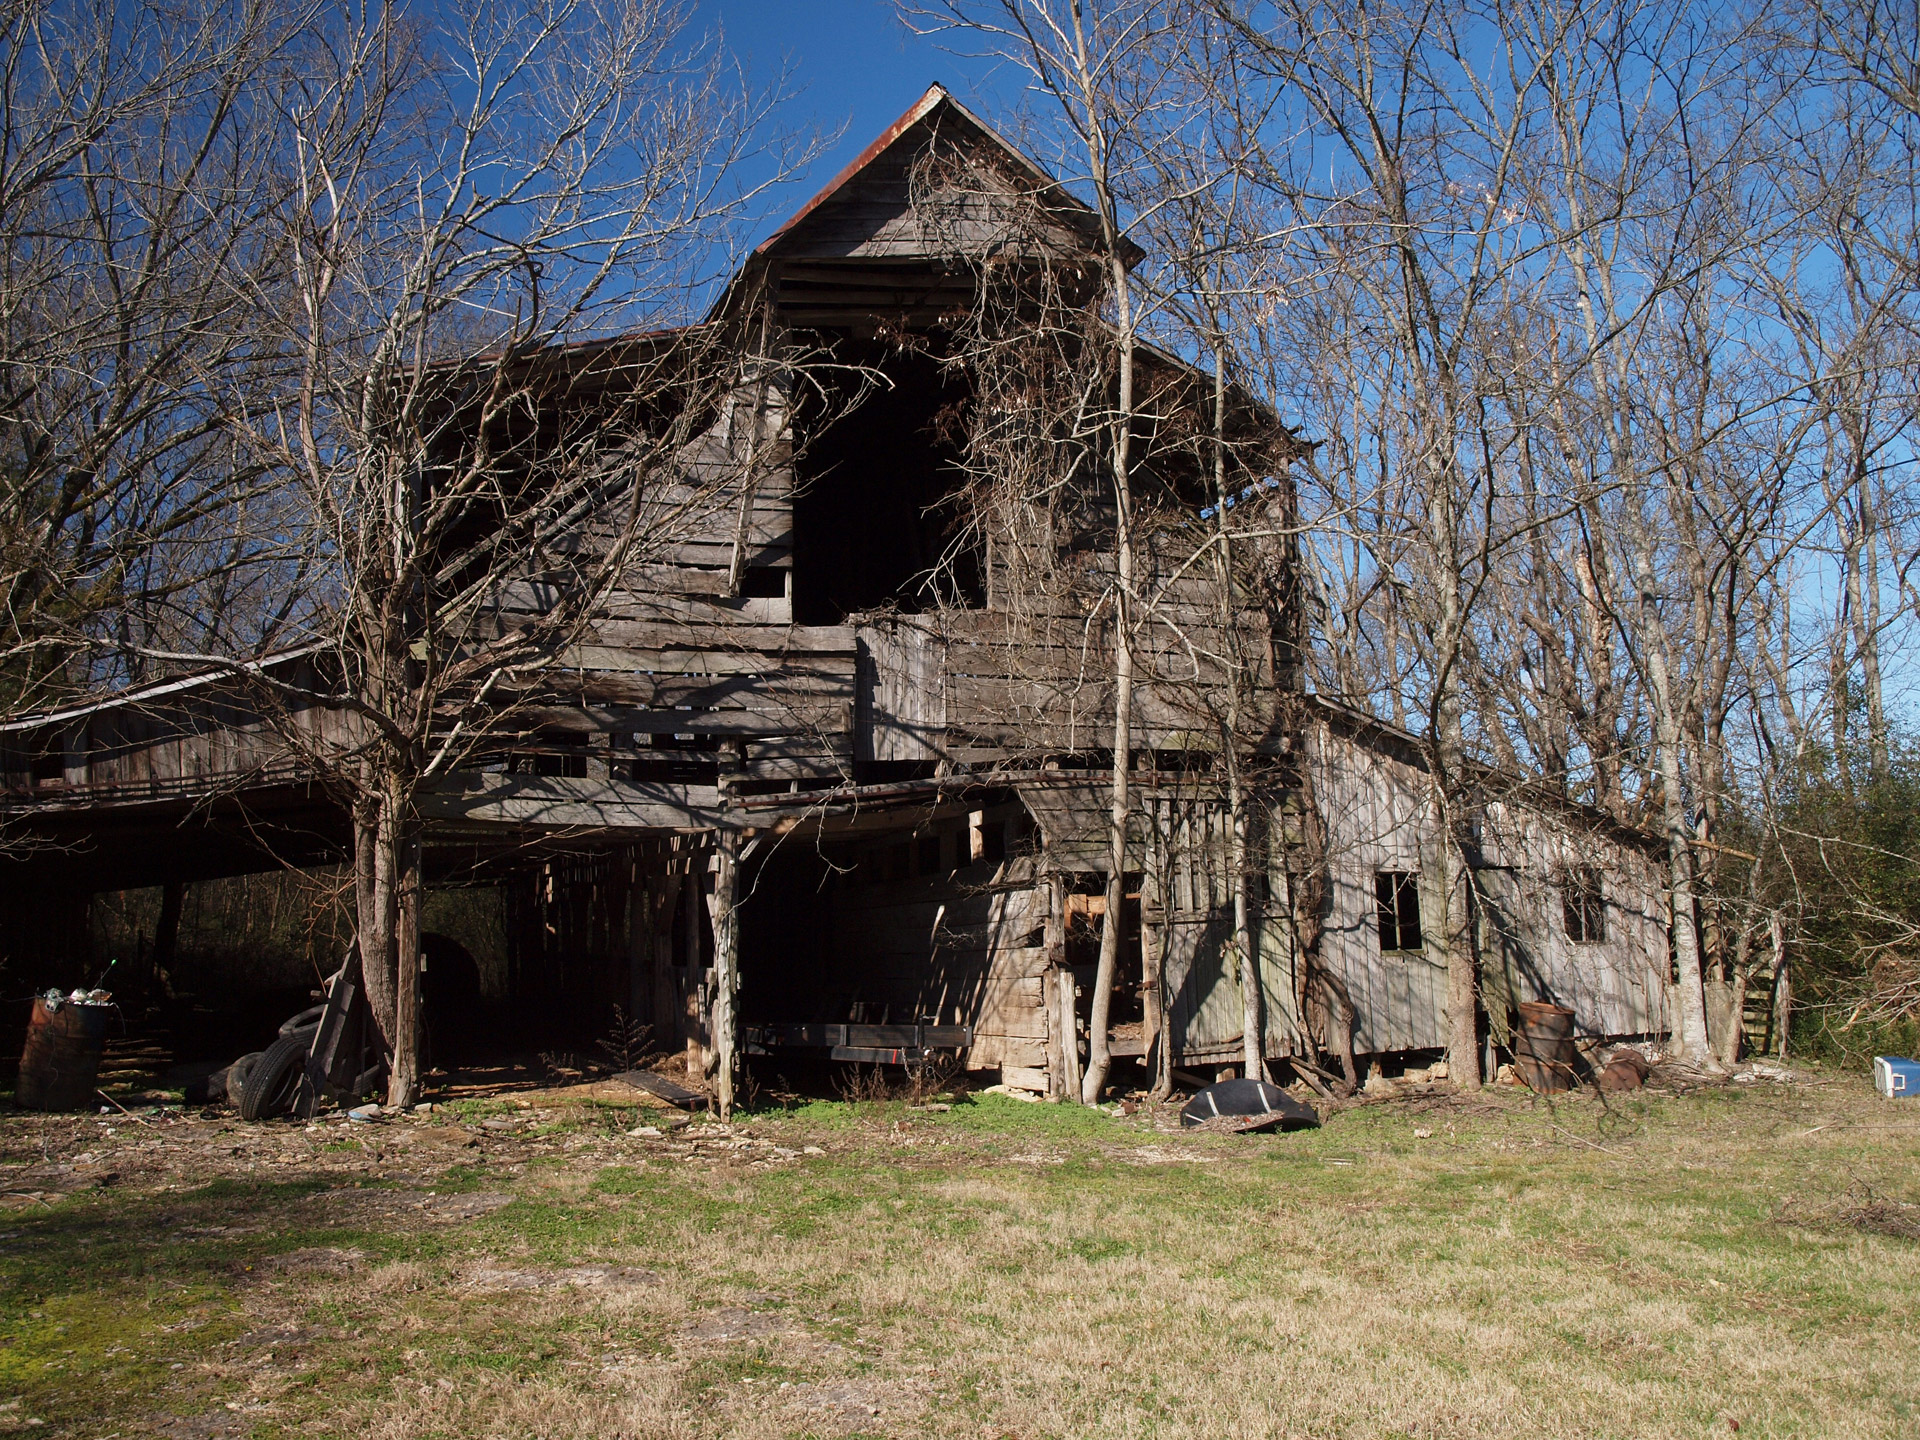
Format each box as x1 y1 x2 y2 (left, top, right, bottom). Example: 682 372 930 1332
16 997 110 1110
1513 1000 1578 1093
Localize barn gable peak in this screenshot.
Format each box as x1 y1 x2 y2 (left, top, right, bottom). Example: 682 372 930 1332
709 83 1137 329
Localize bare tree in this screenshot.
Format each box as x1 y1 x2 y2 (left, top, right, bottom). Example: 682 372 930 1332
908 0 1184 1101
127 0 814 1107
0 0 308 719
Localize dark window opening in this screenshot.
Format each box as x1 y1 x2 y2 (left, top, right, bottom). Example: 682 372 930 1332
972 816 1006 865
1375 870 1422 952
522 732 587 778
1063 873 1145 1024
647 730 712 751
792 344 983 623
917 834 944 874
1564 871 1606 943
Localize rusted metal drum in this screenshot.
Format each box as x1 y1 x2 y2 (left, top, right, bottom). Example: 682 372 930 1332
1513 1000 1577 1093
16 998 110 1110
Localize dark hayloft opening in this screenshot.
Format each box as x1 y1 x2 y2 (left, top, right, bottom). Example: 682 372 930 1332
792 344 983 623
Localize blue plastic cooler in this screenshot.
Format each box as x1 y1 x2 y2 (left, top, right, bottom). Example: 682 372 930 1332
1872 1056 1920 1098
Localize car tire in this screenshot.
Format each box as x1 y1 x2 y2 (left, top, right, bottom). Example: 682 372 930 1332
225 1051 265 1106
278 1005 325 1038
237 1033 313 1121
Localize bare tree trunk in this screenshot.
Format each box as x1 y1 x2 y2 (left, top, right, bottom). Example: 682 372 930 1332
1441 825 1479 1085
1645 642 1715 1065
1085 587 1133 1103
354 797 398 1052
1851 444 1890 779
149 882 184 993
388 824 421 1107
1212 346 1263 1081
1431 462 1481 1088
1771 911 1790 1059
1082 201 1138 1105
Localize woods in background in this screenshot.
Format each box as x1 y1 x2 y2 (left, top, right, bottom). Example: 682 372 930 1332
912 0 1919 1066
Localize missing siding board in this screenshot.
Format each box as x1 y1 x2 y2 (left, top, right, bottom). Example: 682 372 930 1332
1375 870 1422 952
738 565 789 599
1564 870 1606 944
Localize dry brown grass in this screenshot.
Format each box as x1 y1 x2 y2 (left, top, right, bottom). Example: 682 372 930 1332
1 1065 1915 1438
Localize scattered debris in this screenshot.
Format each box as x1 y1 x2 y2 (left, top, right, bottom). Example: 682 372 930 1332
1179 1078 1319 1132
1597 1050 1652 1092
1778 1182 1920 1242
613 1069 707 1111
979 1084 1042 1102
1871 1056 1918 1098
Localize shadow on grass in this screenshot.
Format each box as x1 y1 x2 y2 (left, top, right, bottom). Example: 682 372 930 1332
0 1175 418 1304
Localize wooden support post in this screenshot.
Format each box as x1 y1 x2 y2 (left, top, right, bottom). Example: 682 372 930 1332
1057 967 1082 1103
626 847 647 1026
711 831 741 1119
710 746 744 1119
1044 972 1066 1097
1042 877 1067 1099
653 844 679 1047
683 858 706 1078
1140 805 1171 1099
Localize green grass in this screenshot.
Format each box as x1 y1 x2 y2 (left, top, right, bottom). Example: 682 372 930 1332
0 1071 1916 1437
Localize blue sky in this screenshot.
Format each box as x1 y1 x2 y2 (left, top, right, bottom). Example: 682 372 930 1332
699 2 1019 237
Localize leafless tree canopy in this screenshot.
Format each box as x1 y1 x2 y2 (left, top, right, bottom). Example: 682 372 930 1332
9 0 1920 1080
909 0 1920 1056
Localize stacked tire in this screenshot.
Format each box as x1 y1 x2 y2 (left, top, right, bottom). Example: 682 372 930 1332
235 1006 324 1121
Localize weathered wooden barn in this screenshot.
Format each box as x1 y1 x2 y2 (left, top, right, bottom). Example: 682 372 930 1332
0 86 1672 1095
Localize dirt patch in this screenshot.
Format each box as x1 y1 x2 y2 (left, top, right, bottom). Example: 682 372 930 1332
225 1323 337 1351
726 1377 932 1436
462 1261 659 1292
678 1305 793 1342
257 1246 367 1276
422 1190 516 1221
152 1412 248 1439
295 1186 513 1226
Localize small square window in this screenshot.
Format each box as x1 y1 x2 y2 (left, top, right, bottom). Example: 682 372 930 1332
1375 870 1422 952
1564 871 1606 944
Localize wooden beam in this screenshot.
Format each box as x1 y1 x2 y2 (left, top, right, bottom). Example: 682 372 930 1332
418 773 721 830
